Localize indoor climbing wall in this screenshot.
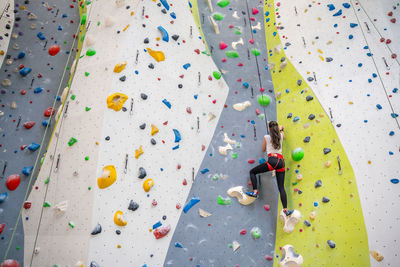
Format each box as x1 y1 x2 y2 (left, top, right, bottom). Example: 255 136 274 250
165 0 282 266
271 0 400 265
0 0 80 265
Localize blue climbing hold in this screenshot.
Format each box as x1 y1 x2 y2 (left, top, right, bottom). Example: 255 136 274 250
173 129 181 143
243 82 249 88
28 142 40 152
349 34 353 39
160 0 170 10
22 166 34 176
183 63 191 70
42 120 50 127
153 221 162 229
188 1 192 8
62 13 68 18
174 242 183 248
343 3 351 8
37 32 46 40
391 113 399 118
172 144 179 150
259 158 266 164
372 73 377 78
200 168 209 174
170 12 176 19
389 131 395 136
293 116 300 122
157 26 169 42
376 104 382 110
162 99 172 109
183 197 200 213
20 67 32 77
390 178 399 184
0 192 8 203
350 23 358 28
333 9 342 16
18 51 26 59
265 11 270 16
34 87 43 94
392 88 398 93
327 4 335 11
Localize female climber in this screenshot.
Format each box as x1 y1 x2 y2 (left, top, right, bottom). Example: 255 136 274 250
245 121 293 216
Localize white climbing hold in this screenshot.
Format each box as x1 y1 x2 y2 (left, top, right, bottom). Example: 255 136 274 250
232 11 240 19
205 0 213 12
274 45 282 54
232 38 244 50
232 240 240 252
34 247 40 254
223 133 236 145
227 186 256 205
60 87 69 103
233 101 251 111
54 200 68 212
209 16 220 34
11 101 17 109
199 208 212 218
115 0 125 7
280 61 288 69
218 143 232 156
208 112 216 121
279 209 301 233
251 21 261 31
28 13 37 20
70 59 77 75
280 244 303 267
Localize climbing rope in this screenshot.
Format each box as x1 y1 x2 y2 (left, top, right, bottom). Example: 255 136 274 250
350 0 400 130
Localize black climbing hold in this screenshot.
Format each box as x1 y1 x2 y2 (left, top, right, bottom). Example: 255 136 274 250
304 220 311 227
119 75 126 82
142 24 146 27
308 114 315 120
151 138 157 145
298 190 302 194
139 123 146 130
122 107 127 112
172 34 179 41
90 261 100 267
285 42 291 47
297 79 302 86
303 136 310 143
326 57 333 62
287 113 293 119
315 179 322 188
105 136 110 141
117 30 120 34
327 240 336 248
162 215 167 220
157 3 161 6
144 37 149 44
178 84 183 89
307 77 314 82
91 223 102 235
5 24 11 30
334 95 338 98
140 93 148 100
148 63 154 69
138 167 147 179
161 8 167 14
336 124 341 127
280 57 286 62
128 200 139 211
306 95 314 101
322 196 330 203
323 148 331 154
116 230 121 235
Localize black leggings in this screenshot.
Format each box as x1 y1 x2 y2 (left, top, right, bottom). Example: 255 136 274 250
249 157 287 208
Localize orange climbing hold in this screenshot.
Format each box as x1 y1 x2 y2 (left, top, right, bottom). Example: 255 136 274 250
113 61 127 73
147 48 165 62
114 210 127 226
107 93 128 111
97 165 117 189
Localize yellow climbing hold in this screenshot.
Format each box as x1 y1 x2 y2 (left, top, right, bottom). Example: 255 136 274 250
0 50 4 56
113 61 127 73
114 210 127 226
143 178 154 192
151 124 159 136
107 93 128 111
370 251 384 262
147 48 165 62
97 165 117 189
135 145 144 159
318 55 325 61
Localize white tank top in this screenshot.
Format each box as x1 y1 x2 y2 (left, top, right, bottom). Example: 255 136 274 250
264 133 283 154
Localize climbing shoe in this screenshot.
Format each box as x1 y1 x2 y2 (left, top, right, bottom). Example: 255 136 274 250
283 209 294 216
245 191 258 198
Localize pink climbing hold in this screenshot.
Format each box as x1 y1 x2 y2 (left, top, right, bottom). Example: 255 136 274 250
249 39 254 44
248 159 255 164
23 121 36 129
1 260 20 267
48 45 61 56
44 107 55 117
240 229 247 235
252 8 259 15
6 175 21 191
264 204 270 211
255 108 261 115
219 41 228 50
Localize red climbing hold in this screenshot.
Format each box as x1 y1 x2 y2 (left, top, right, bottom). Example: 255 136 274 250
194 49 200 54
24 202 32 209
392 54 397 59
248 159 255 164
240 229 247 235
264 204 270 211
386 39 392 44
380 37 385 42
390 18 396 23
153 225 171 239
265 255 273 261
6 175 21 191
388 11 393 16
48 45 61 56
219 41 228 50
182 179 187 185
20 89 26 95
1 259 21 267
23 121 36 129
252 8 259 15
249 39 254 44
44 107 55 117
0 223 5 235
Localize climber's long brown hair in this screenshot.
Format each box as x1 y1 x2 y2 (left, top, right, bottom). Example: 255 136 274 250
268 121 281 150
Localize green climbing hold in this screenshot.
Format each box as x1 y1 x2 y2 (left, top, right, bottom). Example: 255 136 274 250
88 186 92 190
292 147 305 161
251 48 261 56
81 13 87 25
258 95 271 106
85 156 89 161
68 137 77 146
213 71 222 80
40 157 44 165
70 94 76 100
217 195 231 205
68 221 75 228
251 227 261 239
86 48 96 56
217 0 230 7
85 72 90 76
44 177 49 184
234 29 242 35
230 152 238 159
85 107 91 111
226 51 239 58
213 12 225 20
43 201 51 207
